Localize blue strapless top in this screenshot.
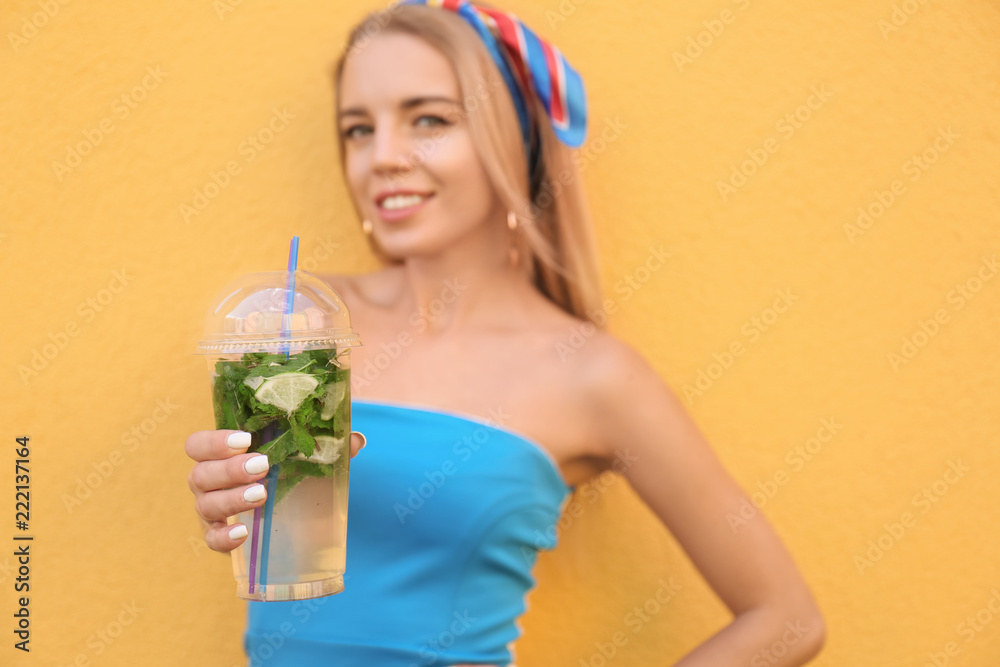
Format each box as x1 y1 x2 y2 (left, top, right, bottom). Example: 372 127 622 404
244 399 574 666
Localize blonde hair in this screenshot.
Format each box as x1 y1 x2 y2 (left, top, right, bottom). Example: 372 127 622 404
332 3 604 326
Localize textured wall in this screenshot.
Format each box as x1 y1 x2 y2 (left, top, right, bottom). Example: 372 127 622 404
1 0 998 665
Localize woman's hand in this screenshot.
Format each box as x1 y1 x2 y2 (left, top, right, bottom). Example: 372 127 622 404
186 429 367 553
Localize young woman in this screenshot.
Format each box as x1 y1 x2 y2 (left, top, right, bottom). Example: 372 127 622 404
185 2 826 665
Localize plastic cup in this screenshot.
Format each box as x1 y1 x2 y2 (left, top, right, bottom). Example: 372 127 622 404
196 270 361 601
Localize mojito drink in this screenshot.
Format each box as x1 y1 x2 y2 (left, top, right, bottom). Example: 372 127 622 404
197 269 361 601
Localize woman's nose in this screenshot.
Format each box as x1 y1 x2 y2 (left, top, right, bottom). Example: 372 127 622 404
372 125 414 173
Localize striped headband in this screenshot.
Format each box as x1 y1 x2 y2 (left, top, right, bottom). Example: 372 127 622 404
396 0 588 177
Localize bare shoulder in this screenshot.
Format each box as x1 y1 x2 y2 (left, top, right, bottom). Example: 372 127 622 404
565 328 688 463
569 328 654 386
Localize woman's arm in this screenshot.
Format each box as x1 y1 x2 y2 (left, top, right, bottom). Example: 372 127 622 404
581 335 826 666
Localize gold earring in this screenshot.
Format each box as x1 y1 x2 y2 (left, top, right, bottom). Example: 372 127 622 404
507 211 520 268
362 219 373 236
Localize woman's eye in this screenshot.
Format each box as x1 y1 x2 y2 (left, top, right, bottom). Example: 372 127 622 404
341 125 370 140
342 116 449 140
416 115 448 128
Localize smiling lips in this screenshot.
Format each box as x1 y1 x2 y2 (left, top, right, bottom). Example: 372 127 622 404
381 193 430 210
374 190 434 221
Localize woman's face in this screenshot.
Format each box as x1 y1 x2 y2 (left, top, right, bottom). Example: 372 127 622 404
337 31 506 260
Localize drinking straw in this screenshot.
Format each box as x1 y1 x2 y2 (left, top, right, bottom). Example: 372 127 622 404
248 235 299 596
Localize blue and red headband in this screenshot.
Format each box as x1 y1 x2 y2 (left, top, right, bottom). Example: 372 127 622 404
396 0 588 177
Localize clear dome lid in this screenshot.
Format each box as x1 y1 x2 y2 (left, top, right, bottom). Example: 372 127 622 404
196 271 361 354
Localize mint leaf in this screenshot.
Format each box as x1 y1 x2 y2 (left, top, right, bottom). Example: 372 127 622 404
291 422 316 457
213 361 251 430
333 383 351 439
244 413 278 432
257 428 296 466
282 459 339 478
210 349 350 502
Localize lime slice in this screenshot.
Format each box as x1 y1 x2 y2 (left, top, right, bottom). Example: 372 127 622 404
254 372 320 413
319 382 348 420
290 434 345 464
243 376 265 391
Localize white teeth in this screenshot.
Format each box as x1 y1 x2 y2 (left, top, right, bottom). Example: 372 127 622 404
381 194 427 210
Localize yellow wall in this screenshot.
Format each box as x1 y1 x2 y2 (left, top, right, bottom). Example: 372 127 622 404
2 1 998 665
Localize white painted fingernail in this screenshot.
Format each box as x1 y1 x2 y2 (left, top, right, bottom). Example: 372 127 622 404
243 484 266 502
353 431 366 450
229 524 248 540
227 432 252 449
244 454 270 475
